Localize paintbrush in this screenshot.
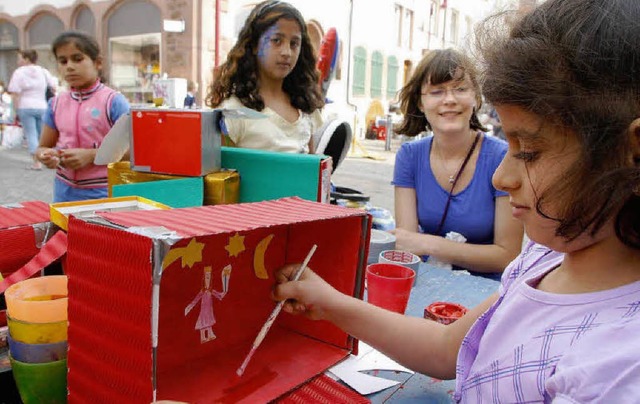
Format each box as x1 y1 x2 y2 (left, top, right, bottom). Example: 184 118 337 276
236 244 318 377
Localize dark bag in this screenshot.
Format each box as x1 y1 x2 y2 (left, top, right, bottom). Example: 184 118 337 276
41 67 55 101
45 86 55 101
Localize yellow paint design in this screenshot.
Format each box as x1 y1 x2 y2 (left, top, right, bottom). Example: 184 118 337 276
253 234 274 280
225 233 246 257
162 238 205 269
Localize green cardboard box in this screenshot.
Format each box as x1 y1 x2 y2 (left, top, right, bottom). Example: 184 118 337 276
221 147 331 203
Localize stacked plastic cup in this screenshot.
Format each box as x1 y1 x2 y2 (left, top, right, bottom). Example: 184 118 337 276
4 275 68 404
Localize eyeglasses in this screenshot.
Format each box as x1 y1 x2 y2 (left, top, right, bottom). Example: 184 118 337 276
421 86 474 101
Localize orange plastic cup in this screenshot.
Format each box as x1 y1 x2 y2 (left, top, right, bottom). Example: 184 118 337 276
366 263 415 314
4 276 68 323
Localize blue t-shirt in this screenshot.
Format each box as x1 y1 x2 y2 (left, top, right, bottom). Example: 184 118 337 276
43 92 130 130
392 134 508 269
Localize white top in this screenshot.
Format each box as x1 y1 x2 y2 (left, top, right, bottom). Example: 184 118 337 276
220 95 323 153
8 65 57 109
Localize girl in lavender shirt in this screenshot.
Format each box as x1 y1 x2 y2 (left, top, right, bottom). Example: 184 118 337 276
271 0 640 401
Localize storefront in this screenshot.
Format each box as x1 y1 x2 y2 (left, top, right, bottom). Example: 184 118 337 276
107 1 162 104
0 0 213 107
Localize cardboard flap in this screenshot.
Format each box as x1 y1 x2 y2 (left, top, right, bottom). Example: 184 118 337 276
0 231 67 294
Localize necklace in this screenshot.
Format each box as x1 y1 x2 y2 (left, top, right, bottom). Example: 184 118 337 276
433 133 479 184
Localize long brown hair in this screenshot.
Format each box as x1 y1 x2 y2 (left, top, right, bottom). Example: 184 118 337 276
477 0 640 248
206 0 324 114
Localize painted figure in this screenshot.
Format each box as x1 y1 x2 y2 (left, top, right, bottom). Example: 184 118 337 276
185 265 232 343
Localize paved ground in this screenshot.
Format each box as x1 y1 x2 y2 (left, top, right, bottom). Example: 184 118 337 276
0 138 402 211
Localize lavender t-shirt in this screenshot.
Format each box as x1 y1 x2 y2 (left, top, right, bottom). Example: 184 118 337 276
456 242 640 402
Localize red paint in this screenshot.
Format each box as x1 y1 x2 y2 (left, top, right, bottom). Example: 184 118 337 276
424 302 468 325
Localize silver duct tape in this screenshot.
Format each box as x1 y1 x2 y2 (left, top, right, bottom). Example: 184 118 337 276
32 222 55 249
368 229 396 265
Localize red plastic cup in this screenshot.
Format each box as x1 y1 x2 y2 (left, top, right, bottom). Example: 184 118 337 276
366 263 415 314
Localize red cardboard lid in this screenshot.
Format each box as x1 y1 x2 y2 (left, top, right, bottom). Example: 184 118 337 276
98 197 367 237
0 201 50 229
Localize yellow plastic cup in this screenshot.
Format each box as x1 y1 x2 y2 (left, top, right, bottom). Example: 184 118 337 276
7 315 67 344
5 276 68 323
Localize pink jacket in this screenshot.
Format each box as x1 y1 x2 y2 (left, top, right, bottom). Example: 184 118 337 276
53 81 118 188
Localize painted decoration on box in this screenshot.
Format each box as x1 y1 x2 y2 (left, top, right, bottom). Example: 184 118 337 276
162 238 204 269
254 234 274 279
225 232 246 257
185 265 232 343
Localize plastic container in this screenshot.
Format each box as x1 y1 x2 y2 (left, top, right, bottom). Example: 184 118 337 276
366 263 415 314
9 355 67 404
4 275 68 323
424 302 468 325
7 334 67 363
7 315 67 344
378 250 421 286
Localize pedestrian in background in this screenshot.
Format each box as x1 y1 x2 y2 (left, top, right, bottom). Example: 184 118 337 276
8 49 57 170
206 0 324 153
36 31 130 202
183 80 198 109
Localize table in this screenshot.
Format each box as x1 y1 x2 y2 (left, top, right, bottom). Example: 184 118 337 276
366 263 500 403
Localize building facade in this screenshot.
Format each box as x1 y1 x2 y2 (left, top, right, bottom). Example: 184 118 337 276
0 0 220 105
0 0 524 134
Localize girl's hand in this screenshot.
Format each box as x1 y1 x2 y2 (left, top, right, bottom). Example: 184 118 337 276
272 264 341 321
58 148 97 170
37 148 61 169
392 228 427 256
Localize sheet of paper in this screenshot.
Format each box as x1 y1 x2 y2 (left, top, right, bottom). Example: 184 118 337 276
354 343 413 373
328 355 399 395
327 342 414 395
95 114 131 165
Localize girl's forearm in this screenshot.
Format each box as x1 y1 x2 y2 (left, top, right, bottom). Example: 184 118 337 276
323 292 458 378
419 233 516 273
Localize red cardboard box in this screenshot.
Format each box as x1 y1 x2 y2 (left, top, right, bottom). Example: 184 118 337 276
0 201 57 280
66 197 371 403
130 108 221 176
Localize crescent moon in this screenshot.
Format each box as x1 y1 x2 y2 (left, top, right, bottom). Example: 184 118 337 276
253 234 274 279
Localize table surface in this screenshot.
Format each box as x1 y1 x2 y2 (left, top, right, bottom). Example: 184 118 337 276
365 263 500 403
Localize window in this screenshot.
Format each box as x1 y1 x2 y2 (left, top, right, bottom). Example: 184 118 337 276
394 5 403 48
110 33 161 104
450 10 459 45
370 51 383 98
386 56 399 99
402 8 414 49
352 46 366 96
74 7 96 38
429 1 439 37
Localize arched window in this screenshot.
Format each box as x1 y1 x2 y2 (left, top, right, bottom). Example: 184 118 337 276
352 46 366 96
386 56 399 99
370 51 383 98
74 6 96 38
0 21 20 84
28 13 64 73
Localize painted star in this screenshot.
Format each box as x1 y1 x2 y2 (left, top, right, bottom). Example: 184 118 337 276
225 233 246 257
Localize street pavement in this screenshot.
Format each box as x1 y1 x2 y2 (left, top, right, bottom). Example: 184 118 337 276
0 138 401 212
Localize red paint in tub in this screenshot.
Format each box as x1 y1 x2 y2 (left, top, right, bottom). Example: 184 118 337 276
424 302 468 325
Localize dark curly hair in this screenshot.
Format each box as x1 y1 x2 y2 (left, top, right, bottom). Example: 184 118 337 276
206 0 324 114
477 0 640 248
395 48 486 136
